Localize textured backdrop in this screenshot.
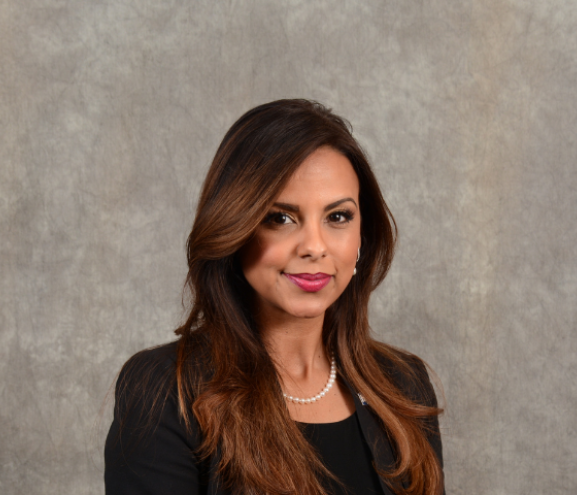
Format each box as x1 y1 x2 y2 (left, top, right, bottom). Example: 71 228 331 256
1 1 576 494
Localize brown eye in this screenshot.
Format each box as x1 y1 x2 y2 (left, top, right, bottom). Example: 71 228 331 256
264 212 295 225
327 210 354 224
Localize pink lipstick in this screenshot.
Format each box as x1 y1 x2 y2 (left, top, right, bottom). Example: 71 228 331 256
284 272 332 292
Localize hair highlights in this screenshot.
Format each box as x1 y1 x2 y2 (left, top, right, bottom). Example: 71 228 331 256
173 100 443 495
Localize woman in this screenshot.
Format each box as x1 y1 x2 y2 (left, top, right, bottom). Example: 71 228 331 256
105 99 444 495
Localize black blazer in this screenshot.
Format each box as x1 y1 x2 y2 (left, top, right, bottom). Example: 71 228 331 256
105 341 443 495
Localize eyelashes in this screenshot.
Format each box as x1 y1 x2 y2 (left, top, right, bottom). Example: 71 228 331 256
327 209 355 223
262 212 294 225
262 209 355 226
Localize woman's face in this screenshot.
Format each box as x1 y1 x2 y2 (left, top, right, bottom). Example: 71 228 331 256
240 146 361 322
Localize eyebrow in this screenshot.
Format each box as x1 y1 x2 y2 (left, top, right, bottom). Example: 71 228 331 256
272 197 358 212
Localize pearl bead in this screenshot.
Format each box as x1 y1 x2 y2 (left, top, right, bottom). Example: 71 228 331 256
282 356 337 405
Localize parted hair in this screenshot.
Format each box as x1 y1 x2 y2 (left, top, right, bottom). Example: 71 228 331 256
168 99 443 494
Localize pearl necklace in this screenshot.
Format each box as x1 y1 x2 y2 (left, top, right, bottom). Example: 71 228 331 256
283 357 337 405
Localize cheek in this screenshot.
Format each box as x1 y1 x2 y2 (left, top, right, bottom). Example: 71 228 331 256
344 239 360 262
240 234 289 279
329 232 360 267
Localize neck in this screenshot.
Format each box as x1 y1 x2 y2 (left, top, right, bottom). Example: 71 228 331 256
257 310 327 378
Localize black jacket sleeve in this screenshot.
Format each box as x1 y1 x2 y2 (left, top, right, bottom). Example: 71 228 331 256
104 343 204 495
385 353 445 491
411 358 444 470
376 350 444 471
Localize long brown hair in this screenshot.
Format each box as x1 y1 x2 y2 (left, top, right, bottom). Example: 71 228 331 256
175 99 443 494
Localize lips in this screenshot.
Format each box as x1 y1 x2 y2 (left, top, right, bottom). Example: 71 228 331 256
284 272 332 292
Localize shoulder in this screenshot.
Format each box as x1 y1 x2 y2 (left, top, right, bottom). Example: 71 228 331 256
105 341 205 492
370 342 444 468
119 340 179 380
371 343 439 409
112 341 181 432
115 341 179 404
113 336 213 425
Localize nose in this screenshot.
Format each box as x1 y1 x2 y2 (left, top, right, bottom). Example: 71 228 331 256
297 220 327 260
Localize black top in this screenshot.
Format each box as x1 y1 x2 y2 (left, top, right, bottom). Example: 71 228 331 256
300 412 383 495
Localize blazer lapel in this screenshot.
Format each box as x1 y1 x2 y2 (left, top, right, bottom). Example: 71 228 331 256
343 378 397 495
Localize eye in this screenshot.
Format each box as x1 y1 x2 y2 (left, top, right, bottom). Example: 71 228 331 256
327 209 354 224
263 211 295 225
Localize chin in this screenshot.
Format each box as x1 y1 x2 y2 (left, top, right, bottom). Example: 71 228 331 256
293 311 325 319
286 302 330 319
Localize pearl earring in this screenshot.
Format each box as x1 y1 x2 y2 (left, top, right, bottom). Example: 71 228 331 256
353 247 360 275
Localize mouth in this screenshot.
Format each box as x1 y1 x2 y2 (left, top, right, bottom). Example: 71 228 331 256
283 272 332 293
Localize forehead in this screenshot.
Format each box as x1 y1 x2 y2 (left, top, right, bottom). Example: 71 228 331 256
277 147 359 203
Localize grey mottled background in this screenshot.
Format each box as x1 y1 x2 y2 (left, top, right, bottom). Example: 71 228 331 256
1 1 576 494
